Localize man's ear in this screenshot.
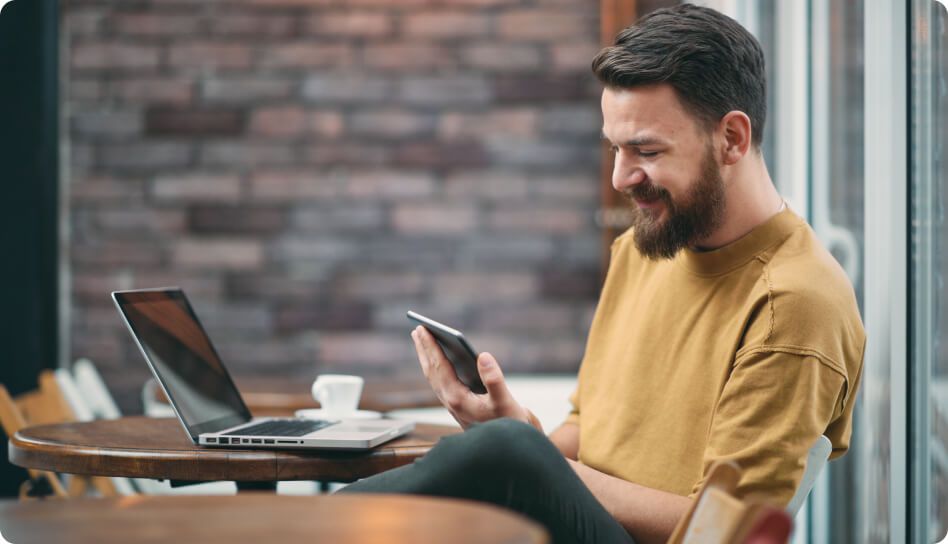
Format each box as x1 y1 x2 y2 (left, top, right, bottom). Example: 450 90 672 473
718 111 753 166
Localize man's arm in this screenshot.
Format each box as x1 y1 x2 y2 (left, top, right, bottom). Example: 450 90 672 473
567 459 691 544
548 421 579 460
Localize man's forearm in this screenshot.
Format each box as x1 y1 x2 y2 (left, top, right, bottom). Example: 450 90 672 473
567 459 691 544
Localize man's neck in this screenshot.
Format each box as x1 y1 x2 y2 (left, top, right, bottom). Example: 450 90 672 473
692 158 783 252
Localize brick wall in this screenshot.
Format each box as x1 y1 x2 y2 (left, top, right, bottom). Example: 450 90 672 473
63 0 604 410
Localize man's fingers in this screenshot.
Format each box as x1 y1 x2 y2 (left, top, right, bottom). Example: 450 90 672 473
476 352 515 409
411 329 429 378
416 326 470 401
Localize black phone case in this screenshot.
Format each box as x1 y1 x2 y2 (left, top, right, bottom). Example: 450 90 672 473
407 313 487 394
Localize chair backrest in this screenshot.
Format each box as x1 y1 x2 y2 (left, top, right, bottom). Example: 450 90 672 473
785 435 833 516
54 369 95 422
0 383 68 498
71 359 122 420
668 461 793 544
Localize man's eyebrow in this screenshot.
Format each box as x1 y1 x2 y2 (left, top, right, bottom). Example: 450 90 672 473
599 131 666 147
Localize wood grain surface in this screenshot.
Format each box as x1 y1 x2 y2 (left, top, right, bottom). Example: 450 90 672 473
0 494 548 544
10 417 459 482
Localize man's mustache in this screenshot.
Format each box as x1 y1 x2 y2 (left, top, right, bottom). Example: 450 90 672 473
623 182 670 203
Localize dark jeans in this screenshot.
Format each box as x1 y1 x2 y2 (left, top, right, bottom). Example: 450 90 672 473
339 418 636 544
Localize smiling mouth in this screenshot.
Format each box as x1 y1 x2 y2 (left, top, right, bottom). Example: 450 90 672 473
634 197 663 209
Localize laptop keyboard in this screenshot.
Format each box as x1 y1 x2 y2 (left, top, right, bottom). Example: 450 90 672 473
224 419 335 437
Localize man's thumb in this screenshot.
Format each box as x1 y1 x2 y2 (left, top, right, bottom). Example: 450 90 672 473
477 352 511 401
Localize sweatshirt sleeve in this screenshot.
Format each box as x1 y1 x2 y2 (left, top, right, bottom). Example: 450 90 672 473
689 348 848 506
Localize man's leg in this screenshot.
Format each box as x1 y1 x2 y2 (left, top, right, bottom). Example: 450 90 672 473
340 418 636 544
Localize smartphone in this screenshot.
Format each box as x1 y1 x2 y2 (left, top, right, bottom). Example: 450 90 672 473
406 311 487 394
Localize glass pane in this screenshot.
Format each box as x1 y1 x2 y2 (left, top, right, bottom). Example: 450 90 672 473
911 0 948 542
812 0 866 541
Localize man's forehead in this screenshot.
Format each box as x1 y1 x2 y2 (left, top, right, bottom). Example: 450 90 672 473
601 85 698 142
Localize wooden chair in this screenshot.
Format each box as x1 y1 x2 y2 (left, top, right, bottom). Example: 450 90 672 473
667 461 793 544
0 371 119 499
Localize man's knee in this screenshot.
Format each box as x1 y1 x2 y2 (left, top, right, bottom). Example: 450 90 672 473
435 418 558 475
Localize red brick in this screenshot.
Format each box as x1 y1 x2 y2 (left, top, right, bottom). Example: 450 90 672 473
438 108 538 139
249 106 308 138
305 143 391 166
72 42 160 71
250 170 342 201
259 43 354 69
472 303 575 332
112 14 201 36
227 274 326 300
488 206 587 233
493 75 593 102
69 79 104 102
333 271 425 299
551 42 600 72
241 0 334 7
152 173 242 203
528 173 598 202
402 12 489 38
398 76 491 106
145 108 244 136
308 111 345 138
391 204 478 235
540 268 600 299
317 334 411 366
302 74 392 104
362 44 453 71
71 110 143 139
443 171 530 200
275 301 372 332
346 170 435 199
189 206 287 234
199 142 295 167
349 110 436 139
210 14 296 37
66 10 105 36
173 239 264 270
462 44 542 71
496 10 593 41
202 77 294 103
72 241 166 267
168 42 252 70
433 273 538 303
99 142 192 170
111 78 194 105
91 208 188 236
394 141 488 169
70 176 147 203
305 12 392 38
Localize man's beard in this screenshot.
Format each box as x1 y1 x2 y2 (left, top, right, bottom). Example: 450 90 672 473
623 146 726 260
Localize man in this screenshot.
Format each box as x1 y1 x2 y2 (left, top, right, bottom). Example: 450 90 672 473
342 5 865 544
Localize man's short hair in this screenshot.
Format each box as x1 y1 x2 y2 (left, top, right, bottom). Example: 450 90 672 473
591 4 767 147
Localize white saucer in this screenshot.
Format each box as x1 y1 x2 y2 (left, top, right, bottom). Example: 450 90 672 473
295 408 382 420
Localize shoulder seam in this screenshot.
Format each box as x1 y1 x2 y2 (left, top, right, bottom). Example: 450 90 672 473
755 255 775 344
734 344 849 381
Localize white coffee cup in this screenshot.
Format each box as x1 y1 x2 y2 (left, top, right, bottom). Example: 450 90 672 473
311 374 364 420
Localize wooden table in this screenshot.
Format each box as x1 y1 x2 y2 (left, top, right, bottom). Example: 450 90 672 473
0 494 548 544
9 417 458 486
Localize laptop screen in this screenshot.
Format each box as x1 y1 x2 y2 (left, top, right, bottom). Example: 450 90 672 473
113 288 252 439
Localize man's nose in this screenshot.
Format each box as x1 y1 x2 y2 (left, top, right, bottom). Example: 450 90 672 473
613 167 646 192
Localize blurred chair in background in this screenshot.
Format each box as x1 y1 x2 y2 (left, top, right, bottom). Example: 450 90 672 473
0 371 121 498
668 461 793 544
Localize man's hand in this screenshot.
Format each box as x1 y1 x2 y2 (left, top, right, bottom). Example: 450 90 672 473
411 326 540 431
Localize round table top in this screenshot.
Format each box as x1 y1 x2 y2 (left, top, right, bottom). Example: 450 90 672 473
0 494 548 544
9 417 459 482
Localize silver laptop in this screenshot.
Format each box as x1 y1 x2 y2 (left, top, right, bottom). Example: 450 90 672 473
112 287 414 450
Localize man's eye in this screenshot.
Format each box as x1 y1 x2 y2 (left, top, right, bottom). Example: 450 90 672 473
639 150 659 158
